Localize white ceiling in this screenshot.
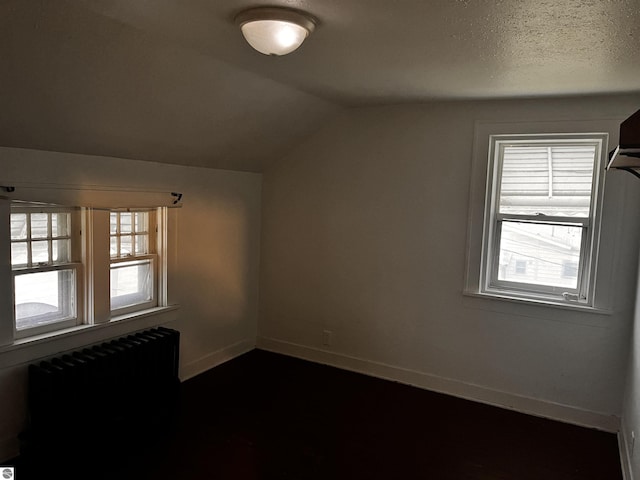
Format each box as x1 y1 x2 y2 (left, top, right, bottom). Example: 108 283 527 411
1 0 639 171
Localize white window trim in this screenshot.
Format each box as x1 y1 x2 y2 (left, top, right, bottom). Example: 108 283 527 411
479 133 606 307
110 256 158 315
10 207 84 338
109 210 159 315
0 200 177 349
464 119 623 314
13 263 83 339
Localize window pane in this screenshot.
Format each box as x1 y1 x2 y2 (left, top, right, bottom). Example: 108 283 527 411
30 213 49 239
120 235 133 256
135 234 149 255
11 242 28 267
497 221 582 289
14 269 76 330
110 237 118 257
51 213 70 238
120 212 132 234
562 261 578 278
110 260 153 310
134 212 148 233
10 214 27 240
52 239 71 263
499 145 595 217
110 212 118 234
31 240 50 264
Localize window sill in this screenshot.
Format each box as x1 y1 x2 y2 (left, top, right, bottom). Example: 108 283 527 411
0 305 180 369
463 290 612 315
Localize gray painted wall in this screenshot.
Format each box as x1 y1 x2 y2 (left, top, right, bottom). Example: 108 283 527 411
0 148 262 460
259 95 640 430
621 259 640 479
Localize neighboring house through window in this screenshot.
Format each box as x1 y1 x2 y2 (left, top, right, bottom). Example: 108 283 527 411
468 132 607 307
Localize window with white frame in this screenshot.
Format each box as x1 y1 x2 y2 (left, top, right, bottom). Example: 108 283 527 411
10 207 81 337
1 202 171 345
479 134 606 305
109 210 157 314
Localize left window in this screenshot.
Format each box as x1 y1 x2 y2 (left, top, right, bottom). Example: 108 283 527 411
10 207 81 337
1 200 171 345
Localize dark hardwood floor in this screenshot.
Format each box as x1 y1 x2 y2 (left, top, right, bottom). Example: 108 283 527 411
15 349 622 479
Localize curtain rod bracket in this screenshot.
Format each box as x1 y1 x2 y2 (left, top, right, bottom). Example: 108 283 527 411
171 192 183 205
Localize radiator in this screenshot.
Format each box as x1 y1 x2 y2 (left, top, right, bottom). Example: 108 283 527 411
23 327 180 463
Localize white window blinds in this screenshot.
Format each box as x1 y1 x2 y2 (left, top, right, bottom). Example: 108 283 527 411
499 145 596 217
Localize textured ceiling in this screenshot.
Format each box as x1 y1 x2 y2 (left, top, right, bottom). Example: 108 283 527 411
78 0 640 103
1 0 639 171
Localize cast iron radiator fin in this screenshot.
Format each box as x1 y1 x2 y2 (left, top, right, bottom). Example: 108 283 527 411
22 327 180 464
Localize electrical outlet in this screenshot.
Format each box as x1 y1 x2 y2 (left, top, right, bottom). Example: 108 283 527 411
322 330 332 347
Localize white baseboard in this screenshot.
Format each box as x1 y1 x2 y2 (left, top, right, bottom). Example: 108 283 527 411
0 435 18 465
180 339 255 381
620 424 634 480
257 336 620 433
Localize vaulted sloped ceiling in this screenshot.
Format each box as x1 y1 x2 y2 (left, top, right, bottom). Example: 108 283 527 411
0 0 339 172
1 0 639 171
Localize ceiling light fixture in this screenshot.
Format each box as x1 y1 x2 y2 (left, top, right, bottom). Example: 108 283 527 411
235 7 317 56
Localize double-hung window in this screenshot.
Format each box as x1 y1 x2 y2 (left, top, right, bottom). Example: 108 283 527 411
480 134 606 305
10 207 81 337
109 211 157 314
1 194 174 347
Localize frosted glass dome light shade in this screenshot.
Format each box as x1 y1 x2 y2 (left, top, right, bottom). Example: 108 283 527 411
241 20 308 56
235 7 316 56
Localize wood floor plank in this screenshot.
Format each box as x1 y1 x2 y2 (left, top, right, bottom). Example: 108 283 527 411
15 349 623 479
